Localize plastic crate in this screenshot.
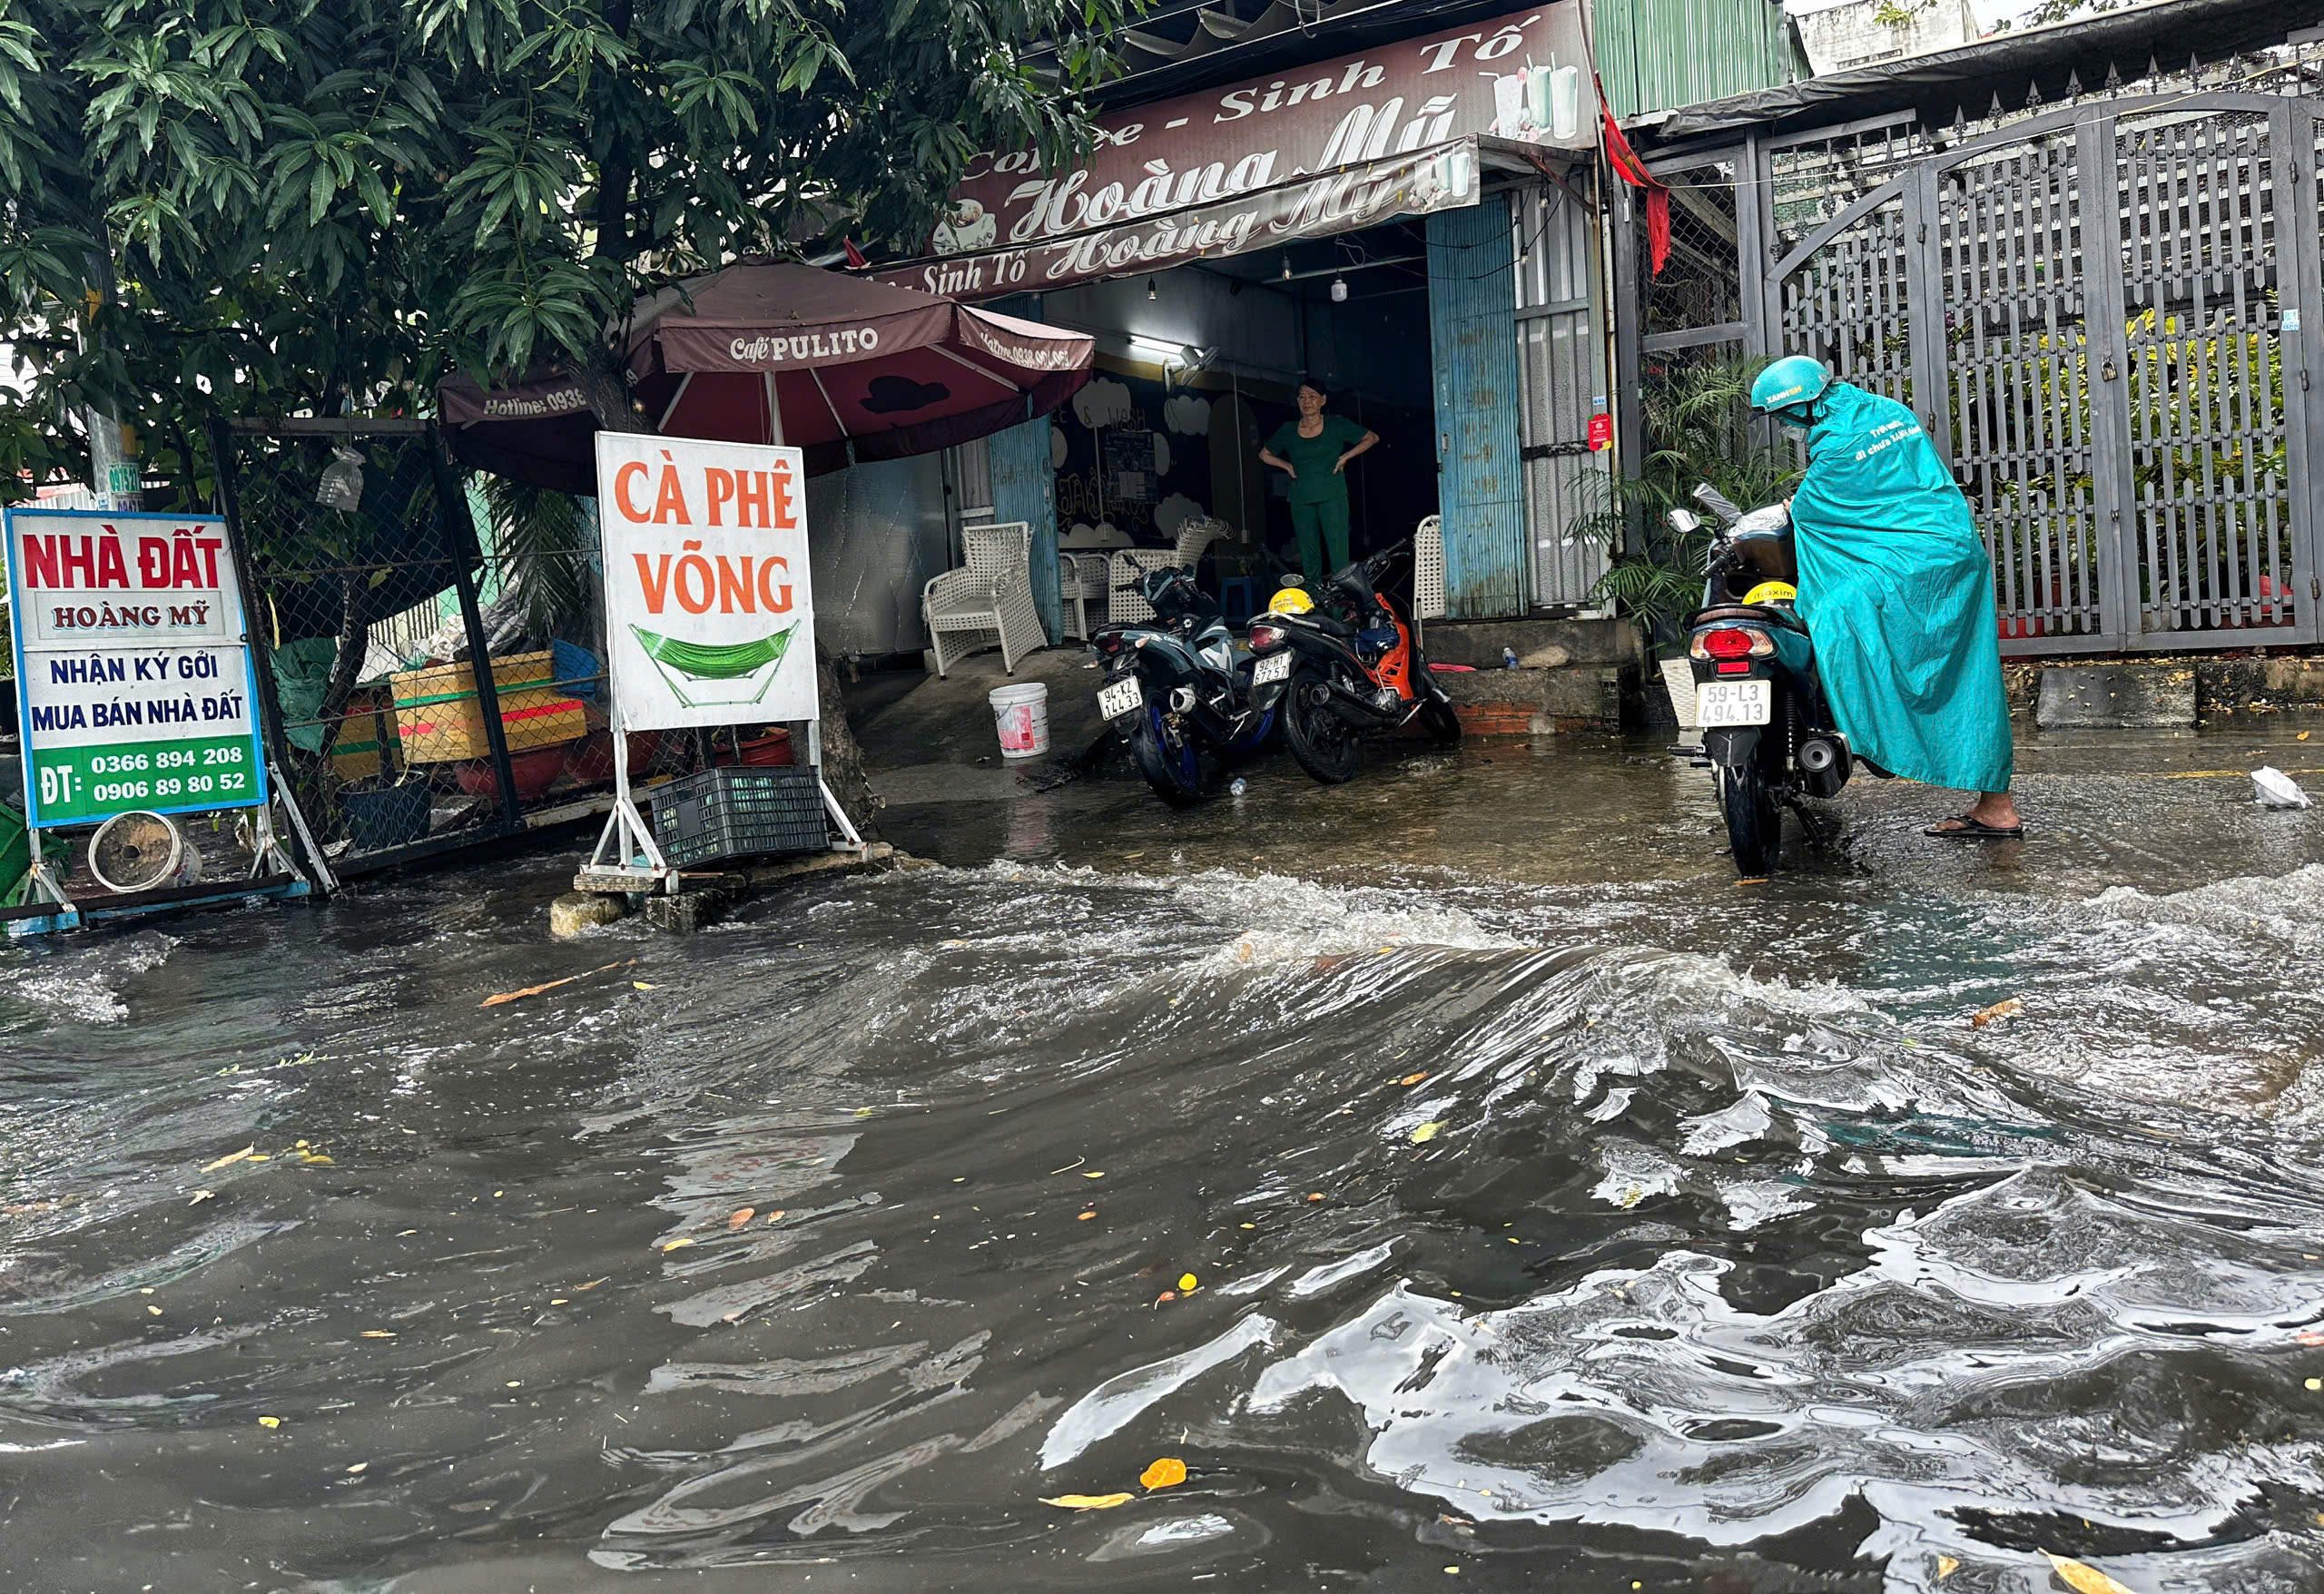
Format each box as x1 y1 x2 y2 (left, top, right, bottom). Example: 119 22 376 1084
651 764 828 868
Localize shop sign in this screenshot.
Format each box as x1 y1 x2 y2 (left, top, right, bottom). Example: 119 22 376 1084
879 5 1590 299
595 434 820 732
3 508 268 828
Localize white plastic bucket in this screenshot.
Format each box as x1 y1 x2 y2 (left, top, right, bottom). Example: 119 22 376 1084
989 681 1051 760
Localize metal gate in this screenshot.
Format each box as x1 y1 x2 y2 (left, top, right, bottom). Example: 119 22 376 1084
1771 92 2323 654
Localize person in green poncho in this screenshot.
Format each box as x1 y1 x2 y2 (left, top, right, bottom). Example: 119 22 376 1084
1259 379 1378 582
1749 355 2023 840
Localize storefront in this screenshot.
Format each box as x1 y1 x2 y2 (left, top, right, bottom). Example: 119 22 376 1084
872 5 1613 626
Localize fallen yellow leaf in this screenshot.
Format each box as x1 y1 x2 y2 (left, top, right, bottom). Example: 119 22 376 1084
188 1189 214 1205
1399 1072 1429 1087
347 1461 367 1474
298 1155 335 1166
1083 1171 1105 1180
1077 1211 1096 1221
258 1416 281 1429
763 1210 785 1224
2301 732 2312 742
661 1237 695 1252
1307 1192 1324 1202
360 1330 396 1338
1177 1273 1198 1292
1937 1557 1959 1579
728 1207 755 1229
1412 1122 1443 1143
634 981 658 990
2308 1377 2320 1391
202 1146 256 1173
1140 1457 1188 1491
1041 1492 1135 1510
2042 1550 2139 1594
1971 998 2024 1029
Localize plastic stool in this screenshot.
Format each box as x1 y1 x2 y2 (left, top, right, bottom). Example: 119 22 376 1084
1219 576 1258 625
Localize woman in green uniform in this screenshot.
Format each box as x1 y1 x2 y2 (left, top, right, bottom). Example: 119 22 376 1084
1258 379 1378 581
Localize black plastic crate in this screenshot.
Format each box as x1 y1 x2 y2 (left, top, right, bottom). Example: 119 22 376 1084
650 764 828 868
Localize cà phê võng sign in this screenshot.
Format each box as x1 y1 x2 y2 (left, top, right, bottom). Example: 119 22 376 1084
595 434 820 733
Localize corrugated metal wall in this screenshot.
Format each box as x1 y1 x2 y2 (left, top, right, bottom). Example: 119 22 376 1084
1427 198 1529 619
1512 185 1611 608
1592 0 1805 119
987 416 1061 640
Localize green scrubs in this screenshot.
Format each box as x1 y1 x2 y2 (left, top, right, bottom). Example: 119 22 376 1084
1267 414 1366 577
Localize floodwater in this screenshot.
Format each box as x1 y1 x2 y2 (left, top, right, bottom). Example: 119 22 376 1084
6 724 2324 1593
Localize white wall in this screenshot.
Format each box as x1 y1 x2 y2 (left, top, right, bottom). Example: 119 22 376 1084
1040 269 1305 384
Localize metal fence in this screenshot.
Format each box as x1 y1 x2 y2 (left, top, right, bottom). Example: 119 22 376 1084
1626 44 2324 654
212 418 714 878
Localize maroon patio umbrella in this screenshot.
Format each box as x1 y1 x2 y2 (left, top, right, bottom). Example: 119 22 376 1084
438 259 1093 492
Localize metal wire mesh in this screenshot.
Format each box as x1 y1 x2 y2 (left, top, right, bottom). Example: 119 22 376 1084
214 421 714 875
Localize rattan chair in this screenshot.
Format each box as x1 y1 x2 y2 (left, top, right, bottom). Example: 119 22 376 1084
1108 517 1229 625
922 520 1049 676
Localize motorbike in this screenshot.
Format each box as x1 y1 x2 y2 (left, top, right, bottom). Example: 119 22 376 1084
1677 483 1854 877
1244 537 1460 784
1089 562 1279 808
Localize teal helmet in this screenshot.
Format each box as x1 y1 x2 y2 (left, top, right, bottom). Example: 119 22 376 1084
1750 355 1831 425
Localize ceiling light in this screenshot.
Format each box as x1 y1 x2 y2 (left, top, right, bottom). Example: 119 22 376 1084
1146 277 1157 300
1127 334 1182 362
1330 275 1348 302
1281 253 1292 280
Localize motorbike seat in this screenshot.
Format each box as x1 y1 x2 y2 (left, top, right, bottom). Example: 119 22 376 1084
1693 603 1808 635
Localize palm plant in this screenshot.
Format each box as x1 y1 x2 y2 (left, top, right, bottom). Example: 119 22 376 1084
1572 356 1803 642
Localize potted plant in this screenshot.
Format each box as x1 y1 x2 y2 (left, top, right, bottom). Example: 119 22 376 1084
1569 358 1802 727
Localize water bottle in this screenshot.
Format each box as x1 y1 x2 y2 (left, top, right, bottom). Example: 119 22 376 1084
1229 778 1247 797
1502 646 1519 671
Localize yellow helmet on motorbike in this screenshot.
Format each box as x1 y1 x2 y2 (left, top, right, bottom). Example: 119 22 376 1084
1742 580 1798 606
1266 585 1315 615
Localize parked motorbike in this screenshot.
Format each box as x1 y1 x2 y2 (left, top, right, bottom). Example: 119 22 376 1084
1678 483 1853 877
1090 563 1278 808
1244 537 1460 784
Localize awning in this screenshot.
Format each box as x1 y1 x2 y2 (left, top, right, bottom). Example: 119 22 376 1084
875 139 1485 301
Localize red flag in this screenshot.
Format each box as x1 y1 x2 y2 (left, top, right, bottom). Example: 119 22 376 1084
1597 89 1669 279
842 237 868 270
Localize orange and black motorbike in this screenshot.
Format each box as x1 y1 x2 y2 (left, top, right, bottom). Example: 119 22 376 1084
1244 537 1460 784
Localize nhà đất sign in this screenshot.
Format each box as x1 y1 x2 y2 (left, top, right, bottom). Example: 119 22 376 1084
3 508 269 828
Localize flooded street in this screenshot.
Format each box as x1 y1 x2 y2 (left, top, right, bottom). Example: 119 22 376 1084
7 725 2324 1592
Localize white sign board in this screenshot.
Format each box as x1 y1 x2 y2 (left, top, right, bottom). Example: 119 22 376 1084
4 508 268 828
594 434 818 733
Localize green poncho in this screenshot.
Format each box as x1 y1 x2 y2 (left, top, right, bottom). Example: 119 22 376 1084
1791 383 2014 793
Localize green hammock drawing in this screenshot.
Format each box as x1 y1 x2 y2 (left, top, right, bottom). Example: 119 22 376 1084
629 622 797 708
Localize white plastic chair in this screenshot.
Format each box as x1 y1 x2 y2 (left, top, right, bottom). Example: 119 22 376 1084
1058 553 1110 641
1413 514 1447 637
1108 518 1229 624
922 520 1049 676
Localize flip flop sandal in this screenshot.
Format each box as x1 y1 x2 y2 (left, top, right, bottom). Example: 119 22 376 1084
1925 814 2024 840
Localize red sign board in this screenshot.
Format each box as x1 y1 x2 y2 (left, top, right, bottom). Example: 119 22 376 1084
1587 412 1613 452
876 5 1591 300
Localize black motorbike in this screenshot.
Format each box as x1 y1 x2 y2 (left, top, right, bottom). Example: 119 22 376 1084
1090 563 1279 808
1678 484 1854 877
1244 538 1460 784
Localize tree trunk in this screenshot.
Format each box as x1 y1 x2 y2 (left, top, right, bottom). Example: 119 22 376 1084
576 348 881 839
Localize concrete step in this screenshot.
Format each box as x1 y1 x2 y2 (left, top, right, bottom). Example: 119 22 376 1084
1432 664 1623 733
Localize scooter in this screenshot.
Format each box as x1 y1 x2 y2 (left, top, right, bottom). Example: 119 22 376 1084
1244 537 1460 784
1089 563 1278 808
1676 484 1853 877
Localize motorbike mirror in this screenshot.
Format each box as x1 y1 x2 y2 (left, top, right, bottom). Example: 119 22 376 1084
1666 508 1702 535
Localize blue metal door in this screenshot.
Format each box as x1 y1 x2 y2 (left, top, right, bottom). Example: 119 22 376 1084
986 414 1060 640
1427 198 1528 618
